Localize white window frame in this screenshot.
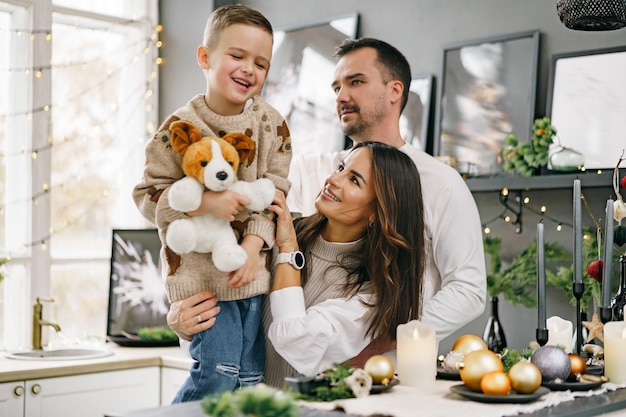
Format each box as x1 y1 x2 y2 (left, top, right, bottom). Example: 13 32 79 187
1 0 158 350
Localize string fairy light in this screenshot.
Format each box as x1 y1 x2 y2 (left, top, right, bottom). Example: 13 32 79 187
0 18 162 254
482 188 575 234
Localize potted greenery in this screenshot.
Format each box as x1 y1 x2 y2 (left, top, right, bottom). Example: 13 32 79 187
483 236 571 352
502 117 557 177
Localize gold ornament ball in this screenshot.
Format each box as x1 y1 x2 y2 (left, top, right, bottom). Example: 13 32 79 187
457 349 503 392
364 355 395 385
508 361 542 394
480 371 511 396
452 334 488 355
568 353 587 378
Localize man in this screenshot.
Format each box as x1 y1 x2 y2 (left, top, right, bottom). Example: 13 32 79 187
167 38 486 358
288 38 486 345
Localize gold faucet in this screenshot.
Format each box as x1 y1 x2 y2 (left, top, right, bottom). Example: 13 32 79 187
32 297 61 350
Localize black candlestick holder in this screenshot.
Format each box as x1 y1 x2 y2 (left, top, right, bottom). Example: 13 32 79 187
536 328 549 346
572 282 584 355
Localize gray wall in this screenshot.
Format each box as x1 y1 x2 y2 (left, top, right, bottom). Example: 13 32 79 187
159 0 624 354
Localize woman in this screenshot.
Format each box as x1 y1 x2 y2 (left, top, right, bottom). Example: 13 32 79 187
168 141 426 388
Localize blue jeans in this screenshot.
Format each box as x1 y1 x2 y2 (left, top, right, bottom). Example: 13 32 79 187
171 295 265 403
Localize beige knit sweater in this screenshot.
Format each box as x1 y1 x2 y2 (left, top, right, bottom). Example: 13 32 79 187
263 236 370 387
133 94 292 302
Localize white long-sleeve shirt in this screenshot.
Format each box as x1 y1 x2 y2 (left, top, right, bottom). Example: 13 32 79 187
286 143 487 342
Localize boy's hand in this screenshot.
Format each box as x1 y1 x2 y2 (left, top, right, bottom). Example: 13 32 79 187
228 235 263 288
186 189 249 222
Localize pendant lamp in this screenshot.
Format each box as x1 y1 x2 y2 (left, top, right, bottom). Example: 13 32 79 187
557 0 626 30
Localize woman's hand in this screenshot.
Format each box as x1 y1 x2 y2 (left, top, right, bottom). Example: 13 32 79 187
268 190 299 252
167 290 220 341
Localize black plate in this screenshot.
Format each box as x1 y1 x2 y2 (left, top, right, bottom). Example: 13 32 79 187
285 375 399 396
542 380 603 391
586 365 603 375
107 335 179 347
437 366 462 381
370 377 399 394
450 384 550 404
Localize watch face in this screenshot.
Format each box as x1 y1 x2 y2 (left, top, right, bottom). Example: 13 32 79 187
293 251 305 269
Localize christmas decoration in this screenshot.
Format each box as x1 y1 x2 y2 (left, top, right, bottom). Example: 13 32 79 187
508 361 542 394
201 384 298 417
457 349 503 392
480 371 511 396
451 334 488 355
531 345 571 382
363 355 395 385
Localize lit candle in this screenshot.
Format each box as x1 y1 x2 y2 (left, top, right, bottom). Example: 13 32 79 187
573 179 582 284
537 222 546 331
601 199 614 309
396 320 437 388
604 321 626 384
546 316 573 353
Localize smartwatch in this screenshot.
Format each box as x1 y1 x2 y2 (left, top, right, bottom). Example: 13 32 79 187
276 251 305 270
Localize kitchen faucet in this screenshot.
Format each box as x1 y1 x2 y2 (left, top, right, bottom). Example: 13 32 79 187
32 297 61 350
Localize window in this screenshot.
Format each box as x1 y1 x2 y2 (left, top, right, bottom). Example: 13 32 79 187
0 0 159 350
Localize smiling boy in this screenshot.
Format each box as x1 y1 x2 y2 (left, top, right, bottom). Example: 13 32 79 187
133 5 291 401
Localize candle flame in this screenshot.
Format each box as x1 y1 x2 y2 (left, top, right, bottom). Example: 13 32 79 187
412 328 420 340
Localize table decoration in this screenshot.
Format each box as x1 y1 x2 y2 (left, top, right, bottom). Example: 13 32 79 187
363 354 394 385
450 384 550 404
541 379 604 391
436 366 462 381
201 384 298 417
531 345 571 382
546 316 573 353
508 361 542 394
600 198 615 323
298 377 626 417
396 320 437 388
604 320 626 384
536 221 549 346
457 349 503 392
573 178 585 355
582 312 605 343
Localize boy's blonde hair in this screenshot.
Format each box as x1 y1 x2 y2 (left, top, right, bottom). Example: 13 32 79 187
203 4 273 49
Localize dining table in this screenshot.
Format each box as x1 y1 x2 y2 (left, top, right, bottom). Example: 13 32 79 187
106 379 626 417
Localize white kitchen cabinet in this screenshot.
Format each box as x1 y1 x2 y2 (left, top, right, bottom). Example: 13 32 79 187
160 367 188 406
3 367 159 417
0 380 25 417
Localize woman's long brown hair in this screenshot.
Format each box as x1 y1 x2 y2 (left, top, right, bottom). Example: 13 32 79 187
294 141 425 342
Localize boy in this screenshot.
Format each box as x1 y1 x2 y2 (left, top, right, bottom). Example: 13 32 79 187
132 5 291 401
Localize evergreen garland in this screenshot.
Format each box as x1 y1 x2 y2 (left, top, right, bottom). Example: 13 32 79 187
484 236 570 307
201 385 299 417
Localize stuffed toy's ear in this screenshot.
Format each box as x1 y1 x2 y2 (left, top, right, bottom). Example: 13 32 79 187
170 121 203 155
222 132 256 164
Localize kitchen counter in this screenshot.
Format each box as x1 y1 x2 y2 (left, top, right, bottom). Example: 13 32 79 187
0 344 192 382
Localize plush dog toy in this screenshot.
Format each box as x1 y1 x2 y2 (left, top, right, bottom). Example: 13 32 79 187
165 120 275 272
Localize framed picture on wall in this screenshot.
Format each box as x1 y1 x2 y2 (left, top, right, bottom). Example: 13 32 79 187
107 229 177 347
264 13 360 156
546 45 626 170
434 30 540 176
400 74 435 153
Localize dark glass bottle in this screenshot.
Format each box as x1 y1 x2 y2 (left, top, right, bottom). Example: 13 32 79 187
483 296 508 353
610 255 626 321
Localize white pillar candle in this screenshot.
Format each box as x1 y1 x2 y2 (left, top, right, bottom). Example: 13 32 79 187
396 320 437 388
546 316 573 353
604 321 626 384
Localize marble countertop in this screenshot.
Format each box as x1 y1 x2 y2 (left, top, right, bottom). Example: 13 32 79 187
0 344 192 383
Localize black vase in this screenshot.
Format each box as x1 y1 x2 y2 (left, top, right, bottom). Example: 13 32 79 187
610 255 626 321
483 296 508 353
